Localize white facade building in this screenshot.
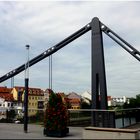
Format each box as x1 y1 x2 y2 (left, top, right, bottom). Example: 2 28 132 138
81 91 113 107
81 91 91 100
0 97 14 119
0 97 13 109
111 96 127 106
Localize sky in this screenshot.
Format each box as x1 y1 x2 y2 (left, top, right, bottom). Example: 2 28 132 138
0 1 140 97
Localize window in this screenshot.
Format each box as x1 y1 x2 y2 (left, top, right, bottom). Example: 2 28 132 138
8 103 10 107
0 104 1 106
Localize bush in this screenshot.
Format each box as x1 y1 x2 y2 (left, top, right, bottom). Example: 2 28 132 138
44 90 69 131
6 110 16 122
0 118 7 123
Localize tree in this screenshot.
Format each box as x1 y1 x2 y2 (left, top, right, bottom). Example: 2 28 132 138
64 98 71 109
44 90 69 137
123 94 140 108
136 94 140 105
6 110 16 122
80 98 91 109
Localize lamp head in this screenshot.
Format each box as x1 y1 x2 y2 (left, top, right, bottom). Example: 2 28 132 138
26 45 30 49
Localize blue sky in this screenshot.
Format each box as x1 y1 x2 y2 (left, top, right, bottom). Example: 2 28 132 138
0 1 140 97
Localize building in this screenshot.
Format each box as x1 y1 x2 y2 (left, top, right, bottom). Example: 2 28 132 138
0 86 12 94
44 89 72 109
57 92 67 102
43 89 53 109
81 91 91 100
0 93 14 119
11 86 44 116
0 93 14 109
0 86 14 119
111 96 127 106
0 86 14 109
67 92 81 109
81 91 91 105
81 91 113 107
107 96 112 106
57 92 72 109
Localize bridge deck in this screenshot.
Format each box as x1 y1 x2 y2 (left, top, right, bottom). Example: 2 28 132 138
125 122 140 129
0 123 139 139
0 123 83 139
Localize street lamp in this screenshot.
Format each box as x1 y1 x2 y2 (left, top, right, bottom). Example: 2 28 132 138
24 45 30 133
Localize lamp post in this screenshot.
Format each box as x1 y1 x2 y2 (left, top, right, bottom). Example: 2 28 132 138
24 45 30 133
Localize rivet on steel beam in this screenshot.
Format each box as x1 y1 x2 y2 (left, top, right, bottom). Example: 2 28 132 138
101 25 106 31
87 24 90 28
44 51 47 55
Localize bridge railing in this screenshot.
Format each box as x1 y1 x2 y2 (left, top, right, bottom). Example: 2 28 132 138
68 108 140 128
0 108 140 128
115 108 140 128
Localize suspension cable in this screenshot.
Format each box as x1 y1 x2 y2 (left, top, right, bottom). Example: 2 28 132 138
49 55 52 89
11 76 14 88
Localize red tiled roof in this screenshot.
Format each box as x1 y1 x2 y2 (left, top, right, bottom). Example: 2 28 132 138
57 92 66 98
14 86 24 92
44 89 54 95
67 92 81 99
0 86 12 94
0 93 14 101
14 86 44 96
69 98 81 104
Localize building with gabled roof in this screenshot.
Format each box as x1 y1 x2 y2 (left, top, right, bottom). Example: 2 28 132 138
0 86 14 119
67 92 81 99
0 93 14 114
67 92 81 109
11 86 44 116
0 86 12 94
81 91 91 100
57 92 66 102
0 93 14 102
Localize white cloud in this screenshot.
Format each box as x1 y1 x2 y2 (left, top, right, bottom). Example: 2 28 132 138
0 1 140 98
